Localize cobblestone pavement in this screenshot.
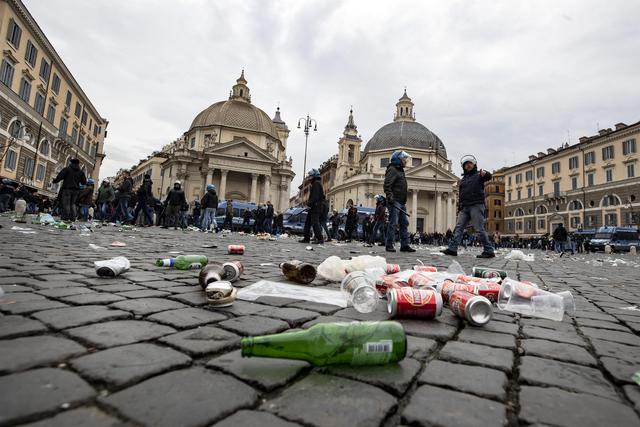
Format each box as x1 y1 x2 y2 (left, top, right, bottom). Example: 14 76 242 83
1 217 640 427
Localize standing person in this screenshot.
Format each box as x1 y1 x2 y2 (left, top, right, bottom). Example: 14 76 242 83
200 184 219 232
255 204 265 233
552 223 568 257
275 211 284 235
52 158 86 222
384 151 415 253
0 180 13 212
77 179 95 221
345 205 358 242
320 198 332 242
192 199 202 228
242 208 252 232
369 195 387 246
223 200 234 230
441 155 495 258
299 169 325 244
264 201 274 234
95 179 115 222
133 174 154 226
115 171 134 224
330 210 341 240
163 181 186 229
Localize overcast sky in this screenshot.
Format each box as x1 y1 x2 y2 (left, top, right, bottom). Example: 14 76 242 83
26 0 640 191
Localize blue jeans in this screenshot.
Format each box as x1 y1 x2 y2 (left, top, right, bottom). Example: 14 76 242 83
80 204 90 221
117 199 133 222
386 203 409 248
201 208 217 231
449 204 494 254
98 202 110 220
264 218 272 234
370 220 385 244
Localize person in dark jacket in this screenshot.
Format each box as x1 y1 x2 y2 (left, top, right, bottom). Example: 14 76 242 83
330 210 341 240
163 180 187 229
299 169 324 244
95 179 115 222
223 200 234 230
345 205 358 242
77 179 95 221
133 174 154 226
200 184 219 232
52 158 87 221
264 201 274 234
442 155 495 258
254 204 265 233
319 198 332 241
369 195 387 245
552 223 568 256
115 171 134 224
274 211 284 235
242 208 252 232
0 180 14 212
384 151 414 252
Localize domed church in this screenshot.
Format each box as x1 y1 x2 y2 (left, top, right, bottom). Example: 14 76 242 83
326 90 459 233
160 71 295 211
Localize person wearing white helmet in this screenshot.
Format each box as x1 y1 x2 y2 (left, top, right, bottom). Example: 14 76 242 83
384 150 415 252
442 155 495 258
299 168 325 244
163 180 186 229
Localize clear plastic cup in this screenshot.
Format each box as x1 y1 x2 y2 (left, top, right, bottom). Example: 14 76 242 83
341 271 379 313
498 279 574 321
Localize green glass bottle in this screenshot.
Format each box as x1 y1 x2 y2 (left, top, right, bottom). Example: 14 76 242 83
240 321 406 366
156 255 208 270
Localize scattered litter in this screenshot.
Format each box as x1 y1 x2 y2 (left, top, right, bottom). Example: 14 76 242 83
621 306 640 311
446 260 465 275
88 244 106 250
238 280 347 307
94 256 130 277
201 244 218 248
110 241 127 247
305 246 313 251
260 263 276 266
504 250 535 262
633 370 640 386
317 255 387 282
168 251 183 255
281 260 317 284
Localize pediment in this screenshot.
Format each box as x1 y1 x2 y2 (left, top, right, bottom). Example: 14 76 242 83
209 138 277 162
405 161 459 181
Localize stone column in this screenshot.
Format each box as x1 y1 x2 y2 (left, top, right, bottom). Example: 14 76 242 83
207 169 214 187
279 180 289 212
250 173 258 203
263 175 271 203
412 189 418 233
219 169 228 200
445 194 452 231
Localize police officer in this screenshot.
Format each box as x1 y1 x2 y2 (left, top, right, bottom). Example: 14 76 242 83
384 150 415 252
299 169 325 244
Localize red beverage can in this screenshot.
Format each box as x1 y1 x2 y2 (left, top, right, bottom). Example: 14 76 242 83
439 282 478 303
386 264 401 274
387 287 443 319
407 272 434 288
227 245 245 255
413 265 438 272
375 278 401 296
475 282 502 303
449 290 493 326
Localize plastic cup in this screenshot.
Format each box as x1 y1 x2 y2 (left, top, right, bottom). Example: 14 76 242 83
341 271 378 313
498 279 573 321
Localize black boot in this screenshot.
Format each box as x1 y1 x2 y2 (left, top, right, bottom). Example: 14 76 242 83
298 238 310 243
441 249 458 256
386 246 396 253
476 252 496 259
400 246 416 253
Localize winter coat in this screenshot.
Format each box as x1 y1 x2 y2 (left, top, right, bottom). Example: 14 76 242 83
165 188 186 207
330 214 341 227
137 179 153 203
458 166 491 209
265 203 274 219
52 163 87 191
96 185 115 203
77 187 94 205
307 178 325 212
383 164 407 205
553 226 568 242
117 177 133 200
375 202 386 221
201 190 219 209
320 199 330 221
346 207 358 227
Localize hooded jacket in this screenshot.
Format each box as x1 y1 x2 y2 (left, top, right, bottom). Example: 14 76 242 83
77 187 94 205
117 177 134 200
165 186 186 206
201 189 219 209
307 177 325 212
458 166 491 208
137 178 153 202
383 164 407 205
52 163 87 190
96 184 115 203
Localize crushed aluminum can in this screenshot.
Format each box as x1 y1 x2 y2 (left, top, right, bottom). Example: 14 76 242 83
449 290 493 326
472 266 507 279
223 261 244 283
387 287 443 319
228 245 245 255
205 281 237 307
94 256 131 277
407 272 435 288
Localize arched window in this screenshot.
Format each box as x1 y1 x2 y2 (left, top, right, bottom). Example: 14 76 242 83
568 200 583 211
535 205 548 215
40 139 49 156
9 119 23 138
515 208 525 217
601 194 621 207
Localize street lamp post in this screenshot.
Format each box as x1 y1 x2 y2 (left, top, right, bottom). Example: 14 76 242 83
297 114 317 177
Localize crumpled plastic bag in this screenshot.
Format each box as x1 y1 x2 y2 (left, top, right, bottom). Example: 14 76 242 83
94 256 131 277
237 280 347 307
317 255 387 281
504 250 535 262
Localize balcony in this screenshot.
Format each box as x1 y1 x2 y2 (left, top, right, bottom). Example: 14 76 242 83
544 191 567 200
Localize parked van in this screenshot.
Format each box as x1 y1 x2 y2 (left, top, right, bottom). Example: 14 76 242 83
588 226 640 252
215 200 257 231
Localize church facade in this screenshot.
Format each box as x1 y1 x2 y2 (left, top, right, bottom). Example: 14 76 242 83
158 72 295 212
324 91 459 233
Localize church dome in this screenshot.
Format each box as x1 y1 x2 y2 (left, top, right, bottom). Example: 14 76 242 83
188 71 281 141
363 120 447 157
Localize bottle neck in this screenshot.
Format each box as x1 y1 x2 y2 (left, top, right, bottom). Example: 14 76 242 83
158 259 173 267
240 329 313 362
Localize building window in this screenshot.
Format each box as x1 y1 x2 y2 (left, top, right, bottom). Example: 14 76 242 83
507 192 512 202
79 134 85 151
494 199 501 206
0 58 16 87
527 187 532 198
23 157 35 177
412 158 422 167
605 213 617 226
515 174 522 184
623 139 637 155
571 217 581 228
538 219 546 229
605 168 613 182
627 163 635 178
40 140 49 156
51 73 61 94
494 185 499 193
584 151 595 165
81 110 87 125
525 170 533 181
516 221 523 231
24 40 38 67
536 166 544 178
34 91 45 115
47 104 56 123
571 177 578 190
6 18 22 48
602 195 620 207
536 205 547 215
551 162 561 174
517 190 521 200
36 163 45 181
59 117 68 136
380 158 390 168
508 176 512 186
4 149 17 170
569 200 582 210
65 90 72 107
90 143 96 157
74 101 82 118
527 220 533 230
18 78 31 102
602 145 614 161
39 58 50 81
569 156 579 170
71 127 78 144
553 181 560 196
587 215 598 227
538 184 544 196
587 173 594 187
190 137 195 148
